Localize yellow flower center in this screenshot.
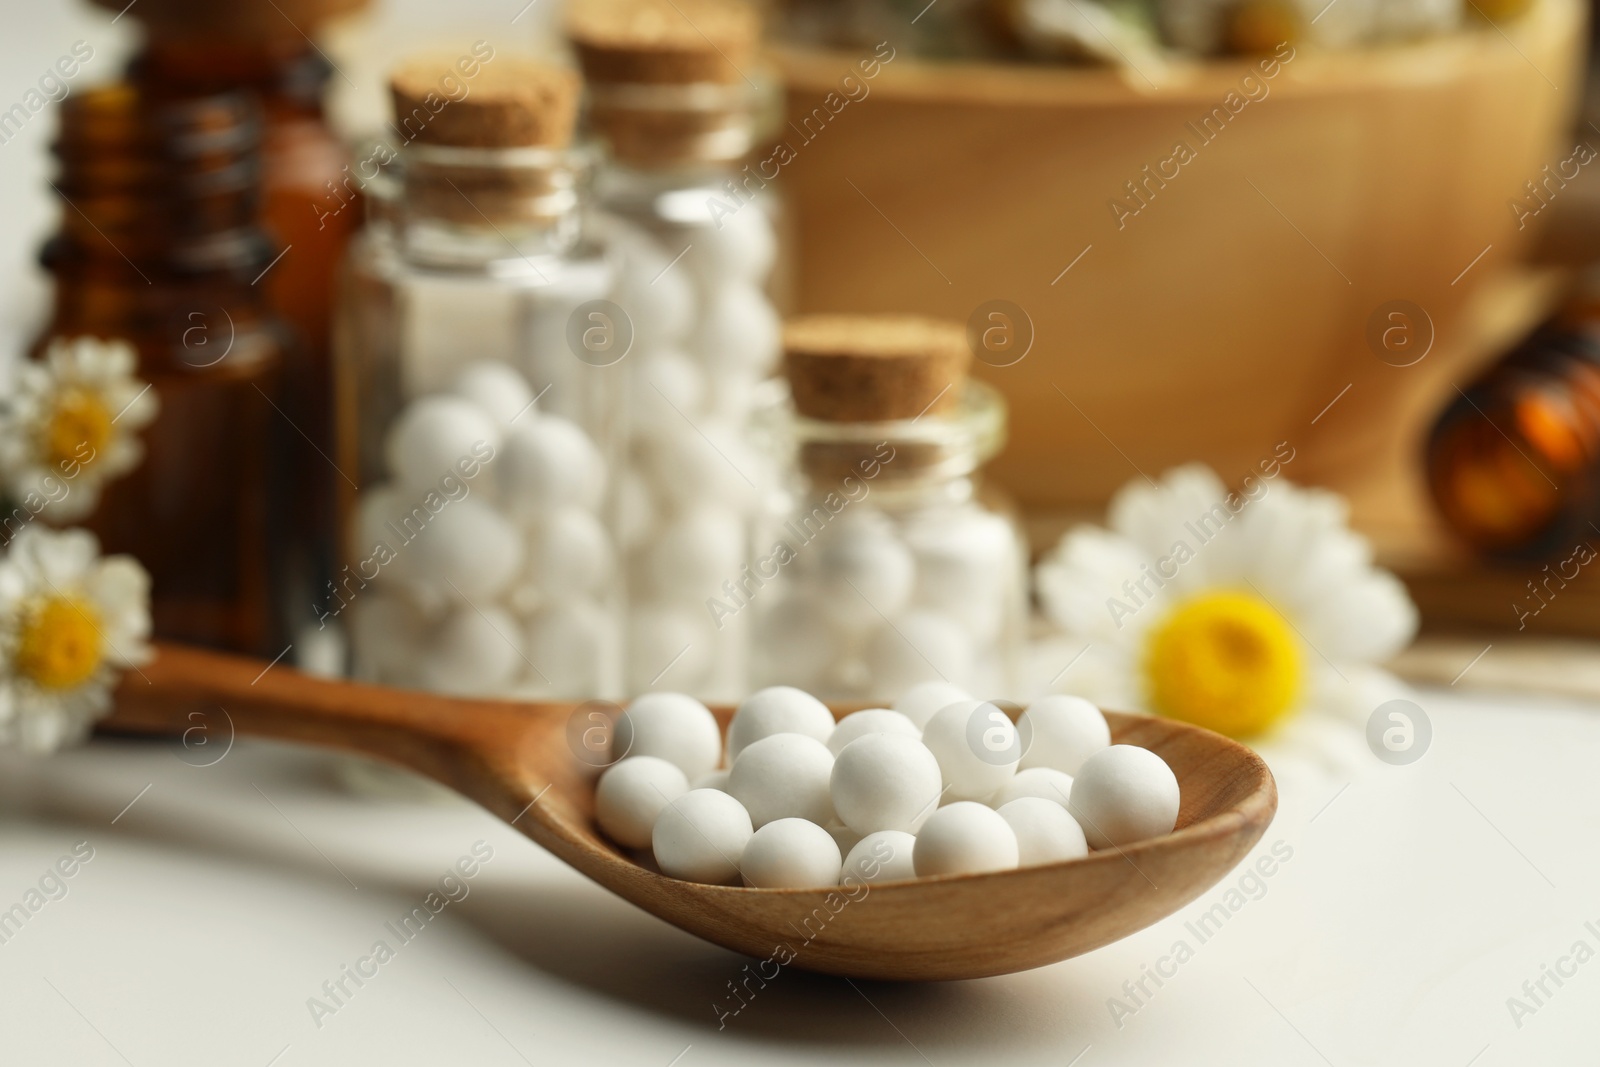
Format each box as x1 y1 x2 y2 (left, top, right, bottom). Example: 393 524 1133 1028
15 595 104 690
1143 589 1302 737
42 389 112 472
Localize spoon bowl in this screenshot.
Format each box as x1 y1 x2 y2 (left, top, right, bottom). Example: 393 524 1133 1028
108 642 1276 981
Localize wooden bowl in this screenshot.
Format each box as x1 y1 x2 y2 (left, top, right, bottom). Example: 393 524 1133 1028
772 0 1587 556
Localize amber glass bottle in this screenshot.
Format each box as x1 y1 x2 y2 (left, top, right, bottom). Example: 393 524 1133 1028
125 35 359 367
34 85 290 655
1426 324 1600 560
99 0 369 639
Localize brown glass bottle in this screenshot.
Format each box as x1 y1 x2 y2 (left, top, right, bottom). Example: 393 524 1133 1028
1426 324 1600 560
95 0 370 630
34 85 291 655
123 35 360 369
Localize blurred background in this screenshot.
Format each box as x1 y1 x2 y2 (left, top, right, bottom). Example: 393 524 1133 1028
4 0 1600 628
2 0 1600 734
2 3 1600 1065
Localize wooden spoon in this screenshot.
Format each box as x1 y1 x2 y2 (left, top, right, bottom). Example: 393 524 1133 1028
105 641 1276 982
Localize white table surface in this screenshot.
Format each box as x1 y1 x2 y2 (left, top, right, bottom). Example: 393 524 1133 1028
1 684 1596 1067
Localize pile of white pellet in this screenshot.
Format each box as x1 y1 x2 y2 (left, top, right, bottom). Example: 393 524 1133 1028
348 359 616 697
595 681 1181 888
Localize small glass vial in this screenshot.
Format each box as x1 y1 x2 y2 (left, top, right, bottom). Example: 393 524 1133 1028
334 55 625 699
568 0 782 700
29 85 292 656
748 315 1028 701
1427 323 1600 560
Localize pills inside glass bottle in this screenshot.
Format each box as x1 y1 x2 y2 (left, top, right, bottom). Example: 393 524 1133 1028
338 55 623 699
749 314 1030 701
569 0 781 701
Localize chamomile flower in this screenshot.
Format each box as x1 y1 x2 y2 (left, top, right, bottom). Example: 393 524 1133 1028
1033 463 1417 739
0 336 159 523
0 526 152 752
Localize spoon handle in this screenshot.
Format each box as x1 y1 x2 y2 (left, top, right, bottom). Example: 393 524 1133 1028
107 641 555 788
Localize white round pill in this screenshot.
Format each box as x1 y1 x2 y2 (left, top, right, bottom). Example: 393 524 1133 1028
631 349 706 435
684 201 777 284
827 708 921 756
652 788 752 884
526 506 614 599
523 601 610 695
626 602 714 692
727 733 836 828
913 802 1019 877
450 361 534 426
346 591 427 684
408 497 523 601
1068 745 1181 849
741 818 842 889
690 280 780 377
701 365 764 422
639 420 761 512
614 692 722 780
643 505 745 602
843 830 918 884
352 483 403 561
415 603 522 696
989 766 1075 808
499 415 606 517
904 509 1016 641
830 733 943 835
385 395 502 492
596 756 689 849
692 768 730 792
863 612 973 699
616 467 658 553
893 680 974 730
1020 695 1112 775
814 520 915 632
727 686 836 761
753 594 837 690
998 797 1088 867
352 487 436 595
609 228 693 344
920 700 1020 801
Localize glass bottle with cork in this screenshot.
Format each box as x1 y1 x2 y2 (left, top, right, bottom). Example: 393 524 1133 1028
567 0 783 700
748 314 1028 701
28 85 292 655
335 52 626 700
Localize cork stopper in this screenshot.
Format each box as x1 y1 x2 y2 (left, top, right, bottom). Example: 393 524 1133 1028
389 56 579 149
567 0 759 86
783 315 972 424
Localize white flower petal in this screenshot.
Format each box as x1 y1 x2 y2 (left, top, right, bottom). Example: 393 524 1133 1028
98 437 143 480
0 526 151 752
1036 524 1165 640
5 337 154 529
1107 463 1229 563
1033 463 1420 730
32 527 97 587
1300 572 1419 664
